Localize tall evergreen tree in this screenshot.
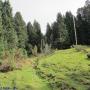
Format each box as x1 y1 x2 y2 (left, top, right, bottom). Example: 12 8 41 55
26 22 33 55
51 22 58 48
0 0 4 57
50 13 70 49
33 20 42 52
2 0 18 50
76 0 90 44
0 0 3 42
64 11 75 45
27 22 33 44
45 23 52 45
27 21 38 47
14 12 28 49
56 13 69 48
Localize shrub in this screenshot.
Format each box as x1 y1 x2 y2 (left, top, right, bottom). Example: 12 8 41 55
32 45 38 56
44 44 52 55
87 52 90 59
73 45 87 52
26 44 32 55
32 58 39 69
14 48 27 61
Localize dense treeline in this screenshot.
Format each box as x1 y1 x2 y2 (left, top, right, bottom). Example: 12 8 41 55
0 0 89 58
45 0 90 49
0 0 43 57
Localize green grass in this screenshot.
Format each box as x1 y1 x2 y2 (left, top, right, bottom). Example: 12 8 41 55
0 66 51 90
37 48 90 90
0 48 90 90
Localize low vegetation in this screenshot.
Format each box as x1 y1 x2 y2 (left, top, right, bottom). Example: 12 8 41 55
0 47 89 90
0 58 52 90
36 48 90 90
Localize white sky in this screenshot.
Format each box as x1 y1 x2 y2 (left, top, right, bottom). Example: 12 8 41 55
9 0 85 34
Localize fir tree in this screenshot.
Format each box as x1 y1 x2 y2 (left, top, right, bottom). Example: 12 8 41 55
0 0 4 58
2 0 18 50
46 23 52 45
14 12 28 49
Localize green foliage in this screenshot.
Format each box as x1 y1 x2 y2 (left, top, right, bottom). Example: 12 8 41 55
46 23 52 45
33 20 43 52
14 48 27 59
57 13 70 47
49 13 70 49
77 0 90 45
0 41 4 59
2 0 18 50
11 79 17 90
27 21 43 53
64 11 75 45
0 66 51 90
14 12 28 49
36 48 90 90
26 44 32 56
0 0 4 60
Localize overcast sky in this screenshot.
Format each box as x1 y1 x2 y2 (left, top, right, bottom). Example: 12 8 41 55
9 0 85 34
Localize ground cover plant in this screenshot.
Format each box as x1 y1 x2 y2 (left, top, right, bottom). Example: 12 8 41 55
36 48 90 90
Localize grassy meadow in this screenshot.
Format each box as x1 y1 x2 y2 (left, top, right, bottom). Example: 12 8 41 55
37 47 90 90
0 47 90 90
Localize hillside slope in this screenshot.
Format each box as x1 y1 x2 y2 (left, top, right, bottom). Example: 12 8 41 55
37 48 90 90
0 48 90 90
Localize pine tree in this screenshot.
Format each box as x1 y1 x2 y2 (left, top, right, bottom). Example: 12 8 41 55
2 0 18 50
0 0 4 58
51 13 69 49
64 11 75 45
26 22 33 55
33 20 42 52
57 13 70 49
46 23 52 45
14 12 28 49
51 22 58 48
27 22 34 45
76 0 90 44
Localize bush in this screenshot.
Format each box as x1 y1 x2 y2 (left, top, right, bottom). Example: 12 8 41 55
44 44 52 55
32 45 38 56
73 45 87 52
26 44 32 56
87 52 90 59
14 48 27 61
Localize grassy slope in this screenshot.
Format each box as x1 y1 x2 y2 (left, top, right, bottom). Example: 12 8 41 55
0 48 90 90
38 48 90 90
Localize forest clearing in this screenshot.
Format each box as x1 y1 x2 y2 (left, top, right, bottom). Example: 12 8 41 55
0 46 90 90
0 0 90 90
